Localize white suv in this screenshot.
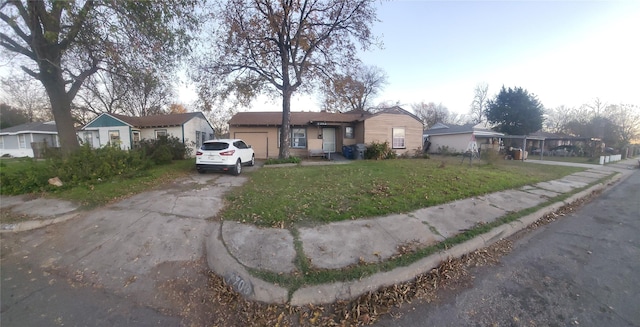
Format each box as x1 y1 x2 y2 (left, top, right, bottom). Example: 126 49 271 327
195 139 255 175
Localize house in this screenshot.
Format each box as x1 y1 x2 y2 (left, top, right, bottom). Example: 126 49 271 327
228 106 424 159
80 112 214 156
0 121 59 158
423 122 504 154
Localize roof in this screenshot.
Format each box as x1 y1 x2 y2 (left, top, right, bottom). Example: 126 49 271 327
229 106 421 126
0 121 58 135
110 112 205 128
229 111 366 126
424 123 503 137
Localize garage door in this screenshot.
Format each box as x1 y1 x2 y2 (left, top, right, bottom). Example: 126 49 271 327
234 132 268 159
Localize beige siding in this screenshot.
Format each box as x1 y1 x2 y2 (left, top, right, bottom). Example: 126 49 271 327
363 113 423 156
230 126 279 159
428 133 472 154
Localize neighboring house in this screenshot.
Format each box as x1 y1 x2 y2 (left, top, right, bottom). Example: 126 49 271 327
0 121 59 158
423 122 504 154
80 112 214 156
228 106 423 159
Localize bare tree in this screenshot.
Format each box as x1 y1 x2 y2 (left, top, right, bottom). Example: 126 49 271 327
120 71 173 116
581 97 608 118
194 0 378 158
468 82 488 123
0 73 51 122
320 65 387 112
75 70 128 116
0 1 199 154
543 105 577 134
412 102 465 128
608 103 640 147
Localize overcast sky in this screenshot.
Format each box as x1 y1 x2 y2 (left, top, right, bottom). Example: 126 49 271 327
200 0 640 115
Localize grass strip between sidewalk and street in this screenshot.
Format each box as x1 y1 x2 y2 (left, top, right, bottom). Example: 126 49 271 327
248 171 618 298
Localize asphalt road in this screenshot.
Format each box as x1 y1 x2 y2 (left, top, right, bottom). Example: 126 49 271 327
375 169 640 327
0 252 181 327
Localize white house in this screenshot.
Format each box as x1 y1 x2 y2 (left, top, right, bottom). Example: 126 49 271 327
0 121 59 157
423 122 504 154
79 112 214 156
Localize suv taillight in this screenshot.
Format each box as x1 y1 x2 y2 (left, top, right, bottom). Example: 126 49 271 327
220 150 235 156
196 151 203 156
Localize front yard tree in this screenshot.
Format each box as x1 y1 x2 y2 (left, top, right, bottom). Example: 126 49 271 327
320 65 388 112
195 0 378 159
485 86 544 135
0 1 198 154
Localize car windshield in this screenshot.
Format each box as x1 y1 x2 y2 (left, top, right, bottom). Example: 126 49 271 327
202 142 229 151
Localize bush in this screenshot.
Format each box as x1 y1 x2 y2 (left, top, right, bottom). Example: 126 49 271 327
480 149 502 166
136 135 190 161
265 156 301 165
0 144 151 195
151 145 173 165
365 141 396 160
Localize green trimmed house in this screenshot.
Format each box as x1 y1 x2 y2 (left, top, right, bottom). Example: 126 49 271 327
80 112 214 156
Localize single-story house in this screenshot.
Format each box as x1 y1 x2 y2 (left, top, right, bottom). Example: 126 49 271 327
228 106 424 159
80 112 214 156
0 121 59 158
423 122 504 154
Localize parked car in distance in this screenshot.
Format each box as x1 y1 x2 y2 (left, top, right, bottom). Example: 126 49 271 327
549 145 578 156
196 139 255 175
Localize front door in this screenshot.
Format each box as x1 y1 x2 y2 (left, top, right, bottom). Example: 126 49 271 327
322 128 336 153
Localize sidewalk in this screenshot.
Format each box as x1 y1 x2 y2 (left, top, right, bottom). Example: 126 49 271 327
1 157 638 307
206 157 639 305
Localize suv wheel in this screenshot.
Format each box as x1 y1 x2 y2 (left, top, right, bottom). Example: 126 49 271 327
232 159 242 176
249 154 255 166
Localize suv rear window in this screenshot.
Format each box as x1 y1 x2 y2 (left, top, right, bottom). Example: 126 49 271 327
202 142 229 151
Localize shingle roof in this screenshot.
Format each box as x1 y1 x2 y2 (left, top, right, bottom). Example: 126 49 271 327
111 112 203 128
229 111 367 126
0 121 58 134
229 106 422 126
424 123 503 137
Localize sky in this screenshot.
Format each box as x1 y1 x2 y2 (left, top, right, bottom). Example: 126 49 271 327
205 0 640 116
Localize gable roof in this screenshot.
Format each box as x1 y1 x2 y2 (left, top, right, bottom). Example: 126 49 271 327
111 112 205 128
0 121 58 135
229 111 366 126
424 122 504 137
83 112 210 130
229 106 421 126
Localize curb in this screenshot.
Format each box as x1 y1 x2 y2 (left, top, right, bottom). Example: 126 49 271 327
0 212 81 233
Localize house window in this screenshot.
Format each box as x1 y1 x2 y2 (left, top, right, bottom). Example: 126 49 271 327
18 134 26 148
0 136 4 149
195 131 201 147
278 127 307 148
201 131 206 145
345 126 354 139
109 130 120 144
392 128 405 149
155 129 167 139
132 131 141 148
83 131 93 147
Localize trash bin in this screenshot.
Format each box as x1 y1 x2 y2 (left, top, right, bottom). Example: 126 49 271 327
342 145 353 159
353 144 366 160
513 149 522 160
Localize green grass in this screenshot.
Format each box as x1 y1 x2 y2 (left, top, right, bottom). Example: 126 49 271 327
220 158 584 227
51 159 195 208
528 155 600 164
251 171 617 294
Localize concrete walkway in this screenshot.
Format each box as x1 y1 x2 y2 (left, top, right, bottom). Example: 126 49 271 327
1 157 638 307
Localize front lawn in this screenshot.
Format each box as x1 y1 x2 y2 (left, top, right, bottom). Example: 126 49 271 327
220 158 584 227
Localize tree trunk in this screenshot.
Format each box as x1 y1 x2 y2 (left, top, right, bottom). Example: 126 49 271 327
40 73 80 155
279 88 292 159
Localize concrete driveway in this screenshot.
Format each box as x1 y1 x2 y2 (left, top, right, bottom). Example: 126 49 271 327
1 172 245 318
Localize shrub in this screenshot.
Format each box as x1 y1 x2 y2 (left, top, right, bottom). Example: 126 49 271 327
151 145 173 165
136 135 190 161
365 141 396 160
265 156 301 165
480 149 502 166
1 144 150 195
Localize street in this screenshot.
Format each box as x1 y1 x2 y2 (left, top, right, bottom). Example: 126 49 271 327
375 169 640 327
